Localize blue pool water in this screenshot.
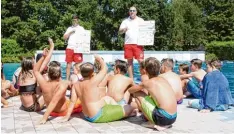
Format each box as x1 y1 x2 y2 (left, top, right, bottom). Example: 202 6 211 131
2 61 234 97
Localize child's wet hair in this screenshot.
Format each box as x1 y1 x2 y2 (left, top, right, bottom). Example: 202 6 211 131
80 62 94 78
179 63 189 74
161 58 174 70
36 53 43 62
20 57 34 82
115 59 128 74
190 59 202 69
206 59 222 70
144 57 160 78
48 61 61 80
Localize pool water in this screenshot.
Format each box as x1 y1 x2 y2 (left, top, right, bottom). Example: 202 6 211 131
2 62 234 97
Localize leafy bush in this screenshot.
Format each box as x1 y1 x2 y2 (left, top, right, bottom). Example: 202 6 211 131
205 41 234 60
205 53 218 61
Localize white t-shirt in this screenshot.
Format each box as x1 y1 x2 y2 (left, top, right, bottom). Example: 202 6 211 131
64 25 85 49
119 16 144 44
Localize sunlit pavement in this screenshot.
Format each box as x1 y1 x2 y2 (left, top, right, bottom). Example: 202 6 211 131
1 95 234 134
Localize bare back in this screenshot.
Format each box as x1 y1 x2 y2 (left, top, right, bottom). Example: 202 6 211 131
192 69 207 82
18 70 37 107
143 77 177 114
107 74 133 102
159 72 183 101
75 79 107 118
40 81 67 113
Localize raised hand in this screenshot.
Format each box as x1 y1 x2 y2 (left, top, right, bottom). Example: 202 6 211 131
48 37 54 48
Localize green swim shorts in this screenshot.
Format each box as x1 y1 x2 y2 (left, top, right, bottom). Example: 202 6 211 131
141 96 158 123
85 104 124 123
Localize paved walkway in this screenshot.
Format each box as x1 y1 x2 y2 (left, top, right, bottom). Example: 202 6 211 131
1 96 234 134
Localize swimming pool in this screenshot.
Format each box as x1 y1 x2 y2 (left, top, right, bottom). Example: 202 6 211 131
2 61 234 97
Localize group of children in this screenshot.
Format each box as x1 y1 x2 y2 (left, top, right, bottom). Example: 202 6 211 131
1 38 234 131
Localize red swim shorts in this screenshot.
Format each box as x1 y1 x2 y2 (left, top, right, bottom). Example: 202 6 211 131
65 49 83 63
124 44 144 60
50 99 82 117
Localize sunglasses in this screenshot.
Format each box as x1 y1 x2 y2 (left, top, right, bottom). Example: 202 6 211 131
129 10 136 12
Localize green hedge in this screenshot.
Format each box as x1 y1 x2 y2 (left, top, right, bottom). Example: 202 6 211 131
205 41 234 61
1 38 34 63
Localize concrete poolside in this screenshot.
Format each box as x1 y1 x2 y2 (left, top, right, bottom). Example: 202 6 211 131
1 95 234 134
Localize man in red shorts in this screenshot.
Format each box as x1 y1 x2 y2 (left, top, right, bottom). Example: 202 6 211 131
119 6 144 79
63 14 85 80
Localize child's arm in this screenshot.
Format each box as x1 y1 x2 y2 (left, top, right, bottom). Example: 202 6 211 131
91 55 108 86
180 72 194 80
39 81 68 124
128 83 144 94
33 49 49 87
60 84 78 122
39 38 54 73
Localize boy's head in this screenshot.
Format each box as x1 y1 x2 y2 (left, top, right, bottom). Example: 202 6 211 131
160 58 174 73
48 61 61 81
80 62 95 78
190 59 202 71
179 63 189 75
114 59 128 75
73 63 82 75
206 59 221 73
144 57 160 78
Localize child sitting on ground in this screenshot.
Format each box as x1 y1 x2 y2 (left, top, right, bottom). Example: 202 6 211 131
1 62 18 99
106 59 134 105
61 55 135 123
128 57 177 131
188 59 234 112
159 58 183 104
180 59 206 98
178 63 192 98
34 39 82 124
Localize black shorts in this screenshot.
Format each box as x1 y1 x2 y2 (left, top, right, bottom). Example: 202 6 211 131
152 108 177 126
20 102 39 112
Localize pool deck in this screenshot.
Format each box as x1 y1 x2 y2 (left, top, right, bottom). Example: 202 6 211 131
1 95 234 134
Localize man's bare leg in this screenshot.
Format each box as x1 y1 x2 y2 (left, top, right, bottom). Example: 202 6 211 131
127 59 134 79
66 62 72 80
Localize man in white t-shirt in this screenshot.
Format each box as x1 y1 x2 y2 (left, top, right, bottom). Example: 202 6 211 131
119 6 144 79
63 15 85 80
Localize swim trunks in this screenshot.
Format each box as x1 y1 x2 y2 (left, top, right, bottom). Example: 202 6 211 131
117 98 127 105
85 104 124 123
50 99 82 117
141 96 177 126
